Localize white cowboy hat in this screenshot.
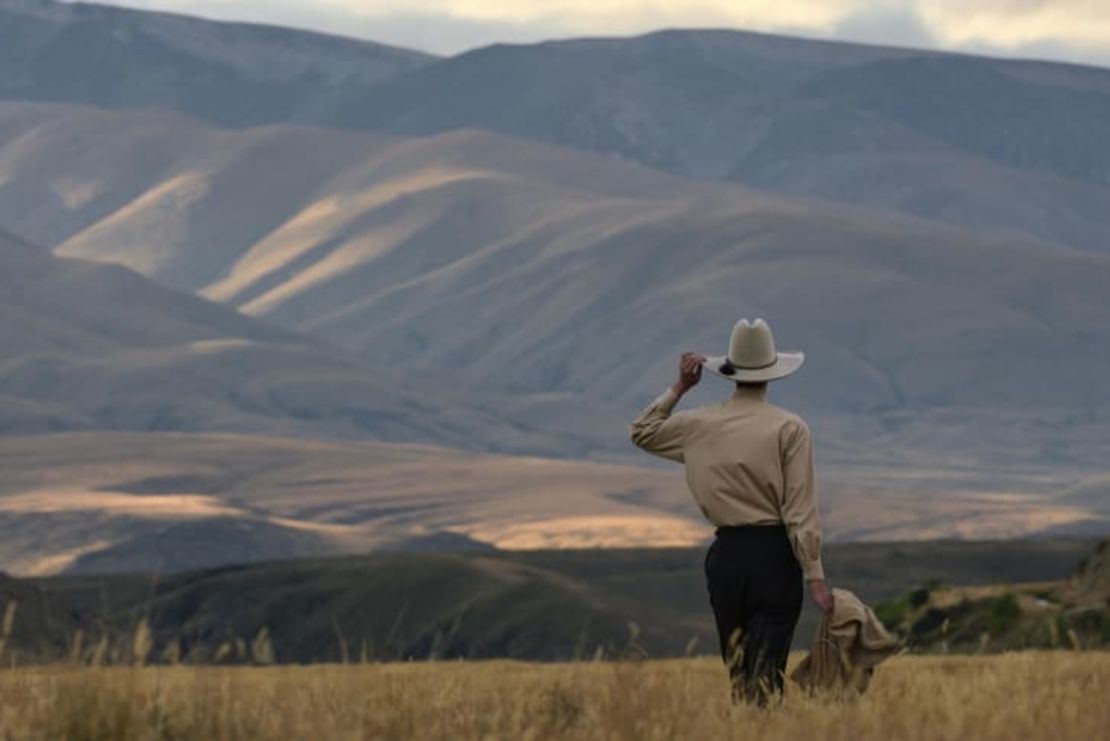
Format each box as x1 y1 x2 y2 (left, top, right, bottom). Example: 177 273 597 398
702 318 805 383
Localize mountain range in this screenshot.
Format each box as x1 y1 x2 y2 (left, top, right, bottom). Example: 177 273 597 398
5 0 1110 254
0 226 618 457
0 0 432 124
0 0 1108 571
332 32 1110 253
2 101 1109 466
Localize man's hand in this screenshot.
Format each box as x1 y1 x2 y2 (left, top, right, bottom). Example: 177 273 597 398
808 579 834 616
672 352 707 395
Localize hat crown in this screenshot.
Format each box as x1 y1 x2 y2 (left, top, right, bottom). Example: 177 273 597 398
727 318 777 369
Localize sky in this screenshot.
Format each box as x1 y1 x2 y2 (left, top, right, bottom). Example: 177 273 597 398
84 0 1110 67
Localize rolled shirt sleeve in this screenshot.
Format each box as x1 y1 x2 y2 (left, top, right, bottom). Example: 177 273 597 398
780 418 824 580
628 387 688 463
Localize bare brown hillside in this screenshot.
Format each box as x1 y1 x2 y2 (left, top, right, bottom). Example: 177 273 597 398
2 102 1110 440
0 228 602 456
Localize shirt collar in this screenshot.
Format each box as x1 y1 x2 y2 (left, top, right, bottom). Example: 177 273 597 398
727 384 768 404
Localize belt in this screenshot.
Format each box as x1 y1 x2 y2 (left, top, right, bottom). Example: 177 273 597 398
714 523 787 537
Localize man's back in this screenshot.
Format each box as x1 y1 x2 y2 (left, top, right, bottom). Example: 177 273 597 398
679 387 809 528
629 382 822 581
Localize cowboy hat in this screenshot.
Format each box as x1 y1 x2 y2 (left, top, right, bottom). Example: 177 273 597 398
702 318 804 383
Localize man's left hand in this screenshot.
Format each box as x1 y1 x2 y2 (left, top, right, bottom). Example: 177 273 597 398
808 579 835 616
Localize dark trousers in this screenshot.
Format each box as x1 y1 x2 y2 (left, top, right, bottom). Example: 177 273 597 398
704 524 803 705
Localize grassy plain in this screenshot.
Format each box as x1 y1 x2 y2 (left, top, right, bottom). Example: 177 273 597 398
3 430 1105 578
0 653 1107 740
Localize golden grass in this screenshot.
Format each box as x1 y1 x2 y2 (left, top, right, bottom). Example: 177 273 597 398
0 653 1106 740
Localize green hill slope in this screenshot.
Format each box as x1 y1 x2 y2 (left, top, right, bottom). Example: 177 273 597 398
878 539 1110 652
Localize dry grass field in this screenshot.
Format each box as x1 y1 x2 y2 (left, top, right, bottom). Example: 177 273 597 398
0 653 1107 740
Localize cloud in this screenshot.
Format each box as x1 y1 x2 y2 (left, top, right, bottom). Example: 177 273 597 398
831 1 936 50
919 0 1110 68
81 0 579 53
72 1 1110 67
920 0 1110 50
335 12 577 56
310 0 855 53
320 0 850 28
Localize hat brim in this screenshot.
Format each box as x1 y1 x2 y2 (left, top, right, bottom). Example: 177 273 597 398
702 352 804 383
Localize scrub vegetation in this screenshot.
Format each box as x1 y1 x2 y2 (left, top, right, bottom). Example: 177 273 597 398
878 539 1110 652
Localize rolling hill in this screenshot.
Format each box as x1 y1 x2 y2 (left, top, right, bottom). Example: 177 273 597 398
5 3 1110 253
0 538 1098 662
0 2 1108 567
2 102 1109 475
0 227 613 458
8 196 1103 568
0 431 704 576
323 31 1110 253
1 428 1106 578
879 538 1110 652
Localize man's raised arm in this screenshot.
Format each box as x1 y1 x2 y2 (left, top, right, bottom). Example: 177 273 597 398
628 351 705 463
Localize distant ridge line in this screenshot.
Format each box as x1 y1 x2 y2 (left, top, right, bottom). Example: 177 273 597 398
6 0 437 59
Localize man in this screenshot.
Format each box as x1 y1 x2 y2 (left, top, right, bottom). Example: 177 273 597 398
629 318 833 704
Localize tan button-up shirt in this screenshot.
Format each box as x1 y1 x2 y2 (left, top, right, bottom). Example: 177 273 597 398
629 384 824 580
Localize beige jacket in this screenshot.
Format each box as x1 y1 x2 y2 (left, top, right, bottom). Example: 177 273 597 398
791 588 903 695
629 384 824 580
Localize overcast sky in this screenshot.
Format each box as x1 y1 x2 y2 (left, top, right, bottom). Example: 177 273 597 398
89 0 1110 67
